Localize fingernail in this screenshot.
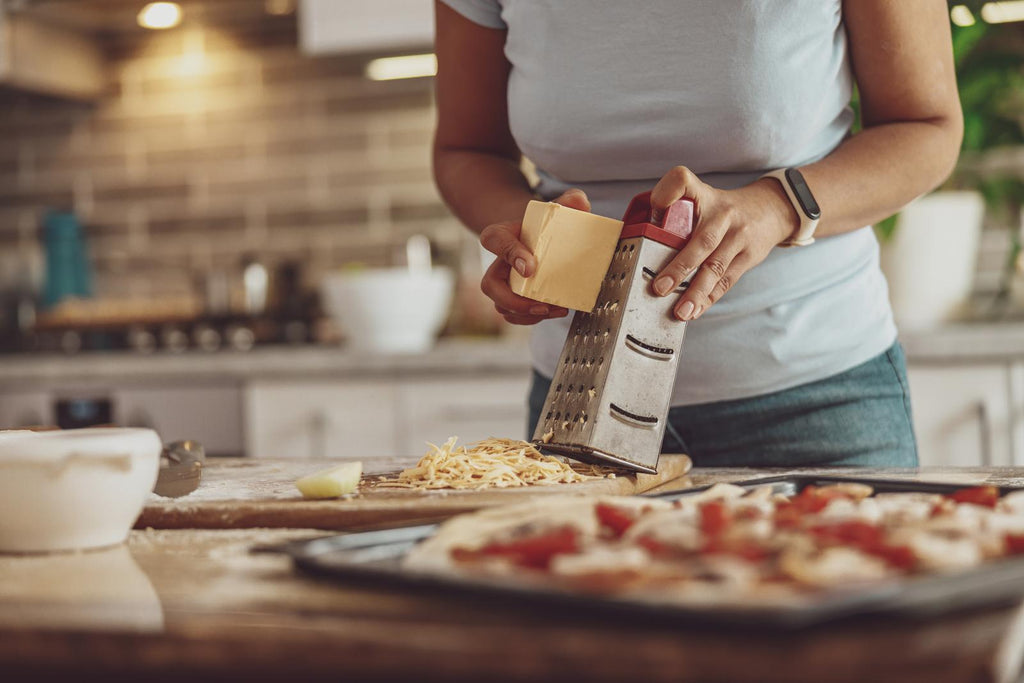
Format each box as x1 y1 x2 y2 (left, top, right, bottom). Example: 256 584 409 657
693 304 705 319
654 276 674 296
676 301 695 321
529 304 550 316
514 258 528 276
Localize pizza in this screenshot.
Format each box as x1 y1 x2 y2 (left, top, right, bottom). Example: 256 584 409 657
403 482 1024 604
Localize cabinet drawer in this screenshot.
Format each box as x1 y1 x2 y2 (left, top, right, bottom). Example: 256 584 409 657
114 385 244 457
400 375 531 456
0 391 52 429
246 380 399 459
907 364 1013 467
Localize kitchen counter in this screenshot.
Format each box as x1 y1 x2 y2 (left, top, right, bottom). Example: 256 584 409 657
0 337 533 388
4 465 1024 683
0 323 1022 388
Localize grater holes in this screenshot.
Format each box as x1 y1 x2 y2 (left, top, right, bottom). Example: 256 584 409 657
545 411 553 421
555 383 563 392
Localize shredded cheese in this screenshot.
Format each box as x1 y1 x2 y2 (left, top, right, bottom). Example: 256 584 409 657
374 437 602 491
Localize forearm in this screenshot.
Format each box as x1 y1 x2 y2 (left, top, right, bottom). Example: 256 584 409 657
433 147 536 235
801 117 962 237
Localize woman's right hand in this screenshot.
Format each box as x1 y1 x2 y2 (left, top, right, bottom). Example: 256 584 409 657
479 189 591 325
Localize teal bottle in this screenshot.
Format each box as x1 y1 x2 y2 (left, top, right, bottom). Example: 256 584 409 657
42 211 93 309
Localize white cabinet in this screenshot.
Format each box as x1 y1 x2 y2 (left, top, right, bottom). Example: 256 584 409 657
906 364 1014 467
244 373 532 459
114 385 244 457
245 380 400 459
0 390 52 428
399 375 531 456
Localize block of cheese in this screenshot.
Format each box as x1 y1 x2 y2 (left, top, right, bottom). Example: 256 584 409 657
509 201 624 312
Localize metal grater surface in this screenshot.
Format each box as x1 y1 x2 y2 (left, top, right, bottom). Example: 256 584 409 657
533 224 693 474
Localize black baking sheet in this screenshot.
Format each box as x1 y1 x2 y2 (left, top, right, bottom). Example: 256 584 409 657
278 475 1024 629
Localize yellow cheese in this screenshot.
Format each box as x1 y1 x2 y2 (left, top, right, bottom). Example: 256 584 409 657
509 201 624 312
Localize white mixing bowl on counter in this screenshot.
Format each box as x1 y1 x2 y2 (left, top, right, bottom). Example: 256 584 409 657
0 428 162 553
320 267 455 354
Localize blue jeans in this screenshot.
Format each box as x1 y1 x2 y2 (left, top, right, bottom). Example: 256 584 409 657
527 342 918 468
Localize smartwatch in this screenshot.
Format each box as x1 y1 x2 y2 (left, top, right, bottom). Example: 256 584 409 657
760 168 821 247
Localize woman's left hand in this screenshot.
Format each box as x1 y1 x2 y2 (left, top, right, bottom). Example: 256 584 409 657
649 166 801 321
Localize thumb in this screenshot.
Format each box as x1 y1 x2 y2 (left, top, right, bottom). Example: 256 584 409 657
650 166 705 221
554 188 591 213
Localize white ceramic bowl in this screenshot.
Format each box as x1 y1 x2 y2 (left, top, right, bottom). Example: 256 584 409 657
320 268 455 353
0 428 162 553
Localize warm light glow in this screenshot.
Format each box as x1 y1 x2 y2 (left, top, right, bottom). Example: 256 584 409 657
981 1 1024 23
365 54 437 81
950 5 977 26
265 0 296 16
138 2 182 30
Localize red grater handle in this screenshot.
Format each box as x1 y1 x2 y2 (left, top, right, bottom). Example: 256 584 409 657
619 191 694 250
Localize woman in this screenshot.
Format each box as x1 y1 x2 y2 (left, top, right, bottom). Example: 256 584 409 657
432 1 963 467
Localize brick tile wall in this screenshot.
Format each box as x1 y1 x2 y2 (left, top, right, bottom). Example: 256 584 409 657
0 16 466 302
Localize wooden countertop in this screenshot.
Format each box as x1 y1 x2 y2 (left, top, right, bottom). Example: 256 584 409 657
5 466 1024 683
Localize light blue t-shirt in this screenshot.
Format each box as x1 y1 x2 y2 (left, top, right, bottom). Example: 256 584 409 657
441 0 897 405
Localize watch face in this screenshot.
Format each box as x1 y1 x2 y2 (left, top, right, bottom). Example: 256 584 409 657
784 168 821 220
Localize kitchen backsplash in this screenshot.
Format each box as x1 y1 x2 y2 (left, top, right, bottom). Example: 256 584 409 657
0 15 465 301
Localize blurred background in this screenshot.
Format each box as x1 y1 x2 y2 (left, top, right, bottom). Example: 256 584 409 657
0 0 1021 467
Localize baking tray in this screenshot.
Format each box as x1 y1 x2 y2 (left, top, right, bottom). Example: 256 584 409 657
275 475 1024 629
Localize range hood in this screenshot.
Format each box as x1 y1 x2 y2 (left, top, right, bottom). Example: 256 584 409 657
0 6 105 100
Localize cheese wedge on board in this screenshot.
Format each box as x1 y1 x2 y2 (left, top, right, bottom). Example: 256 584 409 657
509 201 624 312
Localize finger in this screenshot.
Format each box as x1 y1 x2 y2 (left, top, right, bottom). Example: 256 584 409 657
653 213 731 296
497 304 569 317
650 166 705 221
553 188 591 212
672 237 745 321
701 256 752 314
481 260 566 317
499 309 546 325
496 304 569 326
480 222 534 277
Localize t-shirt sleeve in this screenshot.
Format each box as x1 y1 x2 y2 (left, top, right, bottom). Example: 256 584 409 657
438 0 506 29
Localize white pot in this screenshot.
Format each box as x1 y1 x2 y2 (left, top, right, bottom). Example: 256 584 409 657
880 191 985 331
320 268 455 353
0 428 162 553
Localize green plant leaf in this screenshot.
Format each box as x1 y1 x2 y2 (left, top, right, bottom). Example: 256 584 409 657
874 213 900 243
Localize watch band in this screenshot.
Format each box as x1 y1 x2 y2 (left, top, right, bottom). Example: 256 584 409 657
760 168 821 247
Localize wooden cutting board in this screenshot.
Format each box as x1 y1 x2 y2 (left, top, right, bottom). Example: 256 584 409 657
136 455 692 532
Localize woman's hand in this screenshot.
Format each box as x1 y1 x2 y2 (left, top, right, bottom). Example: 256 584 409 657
650 166 800 321
479 189 591 325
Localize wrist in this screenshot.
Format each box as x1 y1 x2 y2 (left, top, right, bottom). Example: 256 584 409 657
746 178 801 245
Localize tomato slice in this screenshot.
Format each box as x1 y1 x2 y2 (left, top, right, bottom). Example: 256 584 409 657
700 500 731 536
947 486 1000 509
809 521 883 547
1005 534 1024 555
809 521 915 570
634 534 671 556
451 526 579 570
869 543 916 570
702 538 767 563
595 503 636 538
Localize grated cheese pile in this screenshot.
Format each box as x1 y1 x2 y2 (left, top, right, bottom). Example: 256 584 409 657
374 437 603 491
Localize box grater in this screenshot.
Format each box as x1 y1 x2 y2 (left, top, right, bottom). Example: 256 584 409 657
532 192 695 474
